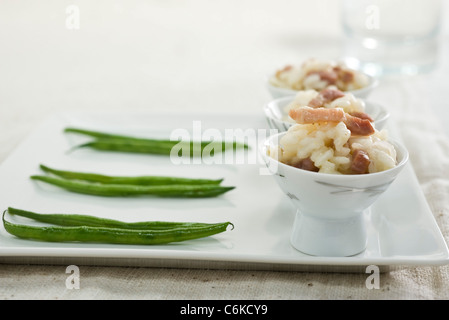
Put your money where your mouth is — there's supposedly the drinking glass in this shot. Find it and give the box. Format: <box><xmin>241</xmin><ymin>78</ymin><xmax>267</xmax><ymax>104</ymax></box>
<box><xmin>341</xmin><ymin>0</ymin><xmax>443</xmax><ymax>77</ymax></box>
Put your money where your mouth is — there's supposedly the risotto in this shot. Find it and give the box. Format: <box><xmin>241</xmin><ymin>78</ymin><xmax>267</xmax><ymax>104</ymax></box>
<box><xmin>269</xmin><ymin>107</ymin><xmax>397</xmax><ymax>175</ymax></box>
<box><xmin>283</xmin><ymin>88</ymin><xmax>369</xmax><ymax>123</ymax></box>
<box><xmin>269</xmin><ymin>58</ymin><xmax>369</xmax><ymax>92</ymax></box>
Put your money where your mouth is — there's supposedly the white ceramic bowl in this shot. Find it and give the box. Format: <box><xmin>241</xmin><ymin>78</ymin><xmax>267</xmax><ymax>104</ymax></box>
<box><xmin>260</xmin><ymin>132</ymin><xmax>408</xmax><ymax>257</ymax></box>
<box><xmin>264</xmin><ymin>96</ymin><xmax>390</xmax><ymax>133</ymax></box>
<box><xmin>266</xmin><ymin>73</ymin><xmax>378</xmax><ymax>99</ymax></box>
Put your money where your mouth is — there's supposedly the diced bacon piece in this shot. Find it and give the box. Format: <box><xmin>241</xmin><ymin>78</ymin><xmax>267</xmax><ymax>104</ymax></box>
<box><xmin>343</xmin><ymin>114</ymin><xmax>375</xmax><ymax>136</ymax></box>
<box><xmin>289</xmin><ymin>107</ymin><xmax>375</xmax><ymax>136</ymax></box>
<box><xmin>292</xmin><ymin>157</ymin><xmax>319</xmax><ymax>172</ymax></box>
<box><xmin>308</xmin><ymin>97</ymin><xmax>325</xmax><ymax>108</ymax></box>
<box><xmin>349</xmin><ymin>111</ymin><xmax>374</xmax><ymax>122</ymax></box>
<box><xmin>307</xmin><ymin>70</ymin><xmax>338</xmax><ymax>84</ymax></box>
<box><xmin>340</xmin><ymin>70</ymin><xmax>354</xmax><ymax>83</ymax></box>
<box><xmin>308</xmin><ymin>88</ymin><xmax>345</xmax><ymax>108</ymax></box>
<box><xmin>333</xmin><ymin>66</ymin><xmax>342</xmax><ymax>72</ymax></box>
<box><xmin>351</xmin><ymin>149</ymin><xmax>370</xmax><ymax>174</ymax></box>
<box><xmin>333</xmin><ymin>66</ymin><xmax>355</xmax><ymax>84</ymax></box>
<box><xmin>289</xmin><ymin>106</ymin><xmax>345</xmax><ymax>124</ymax></box>
<box><xmin>321</xmin><ymin>88</ymin><xmax>345</xmax><ymax>101</ymax></box>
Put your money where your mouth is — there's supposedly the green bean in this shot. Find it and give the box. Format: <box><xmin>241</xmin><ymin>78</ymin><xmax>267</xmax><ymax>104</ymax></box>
<box><xmin>31</xmin><ymin>175</ymin><xmax>234</xmax><ymax>198</ymax></box>
<box><xmin>64</xmin><ymin>127</ymin><xmax>163</xmax><ymax>143</ymax></box>
<box><xmin>3</xmin><ymin>210</ymin><xmax>233</xmax><ymax>245</ymax></box>
<box><xmin>73</xmin><ymin>139</ymin><xmax>247</xmax><ymax>157</ymax></box>
<box><xmin>65</xmin><ymin>127</ymin><xmax>249</xmax><ymax>149</ymax></box>
<box><xmin>73</xmin><ymin>139</ymin><xmax>188</xmax><ymax>156</ymax></box>
<box><xmin>39</xmin><ymin>164</ymin><xmax>223</xmax><ymax>186</ymax></box>
<box><xmin>64</xmin><ymin>127</ymin><xmax>249</xmax><ymax>156</ymax></box>
<box><xmin>7</xmin><ymin>207</ymin><xmax>220</xmax><ymax>230</ymax></box>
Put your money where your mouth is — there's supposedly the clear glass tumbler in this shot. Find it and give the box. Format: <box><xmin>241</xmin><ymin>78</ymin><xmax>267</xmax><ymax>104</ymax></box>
<box><xmin>341</xmin><ymin>0</ymin><xmax>443</xmax><ymax>77</ymax></box>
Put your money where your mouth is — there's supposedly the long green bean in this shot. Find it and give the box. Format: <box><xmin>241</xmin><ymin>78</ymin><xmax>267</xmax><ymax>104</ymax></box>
<box><xmin>3</xmin><ymin>210</ymin><xmax>233</xmax><ymax>245</ymax></box>
<box><xmin>31</xmin><ymin>175</ymin><xmax>234</xmax><ymax>198</ymax></box>
<box><xmin>74</xmin><ymin>139</ymin><xmax>247</xmax><ymax>157</ymax></box>
<box><xmin>73</xmin><ymin>139</ymin><xmax>192</xmax><ymax>156</ymax></box>
<box><xmin>39</xmin><ymin>164</ymin><xmax>223</xmax><ymax>186</ymax></box>
<box><xmin>64</xmin><ymin>127</ymin><xmax>249</xmax><ymax>156</ymax></box>
<box><xmin>7</xmin><ymin>207</ymin><xmax>221</xmax><ymax>230</ymax></box>
<box><xmin>64</xmin><ymin>127</ymin><xmax>164</xmax><ymax>142</ymax></box>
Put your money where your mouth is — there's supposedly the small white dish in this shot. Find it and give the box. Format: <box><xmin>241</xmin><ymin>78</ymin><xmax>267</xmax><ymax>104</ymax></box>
<box><xmin>264</xmin><ymin>96</ymin><xmax>390</xmax><ymax>132</ymax></box>
<box><xmin>266</xmin><ymin>73</ymin><xmax>378</xmax><ymax>99</ymax></box>
<box><xmin>261</xmin><ymin>132</ymin><xmax>409</xmax><ymax>257</ymax></box>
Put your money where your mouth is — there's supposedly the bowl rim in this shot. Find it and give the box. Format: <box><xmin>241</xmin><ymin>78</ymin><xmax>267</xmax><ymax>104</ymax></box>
<box><xmin>263</xmin><ymin>96</ymin><xmax>390</xmax><ymax>127</ymax></box>
<box><xmin>260</xmin><ymin>131</ymin><xmax>409</xmax><ymax>179</ymax></box>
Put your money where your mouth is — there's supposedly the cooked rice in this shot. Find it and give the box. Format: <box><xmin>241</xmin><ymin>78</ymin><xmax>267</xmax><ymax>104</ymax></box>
<box><xmin>270</xmin><ymin>58</ymin><xmax>369</xmax><ymax>92</ymax></box>
<box><xmin>283</xmin><ymin>89</ymin><xmax>365</xmax><ymax>122</ymax></box>
<box><xmin>269</xmin><ymin>122</ymin><xmax>397</xmax><ymax>174</ymax></box>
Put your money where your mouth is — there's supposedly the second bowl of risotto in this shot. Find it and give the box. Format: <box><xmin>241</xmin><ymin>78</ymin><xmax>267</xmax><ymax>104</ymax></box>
<box><xmin>260</xmin><ymin>108</ymin><xmax>408</xmax><ymax>256</ymax></box>
<box><xmin>264</xmin><ymin>88</ymin><xmax>389</xmax><ymax>132</ymax></box>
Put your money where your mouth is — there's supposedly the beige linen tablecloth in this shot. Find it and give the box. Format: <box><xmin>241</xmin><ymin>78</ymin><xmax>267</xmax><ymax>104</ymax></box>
<box><xmin>0</xmin><ymin>0</ymin><xmax>448</xmax><ymax>300</ymax></box>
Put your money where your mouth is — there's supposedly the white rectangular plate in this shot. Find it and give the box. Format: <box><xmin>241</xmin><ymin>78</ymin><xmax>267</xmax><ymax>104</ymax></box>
<box><xmin>0</xmin><ymin>112</ymin><xmax>447</xmax><ymax>273</ymax></box>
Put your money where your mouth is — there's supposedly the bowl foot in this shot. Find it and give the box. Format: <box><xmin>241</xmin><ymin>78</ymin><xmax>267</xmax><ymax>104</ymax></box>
<box><xmin>290</xmin><ymin>210</ymin><xmax>367</xmax><ymax>257</ymax></box>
